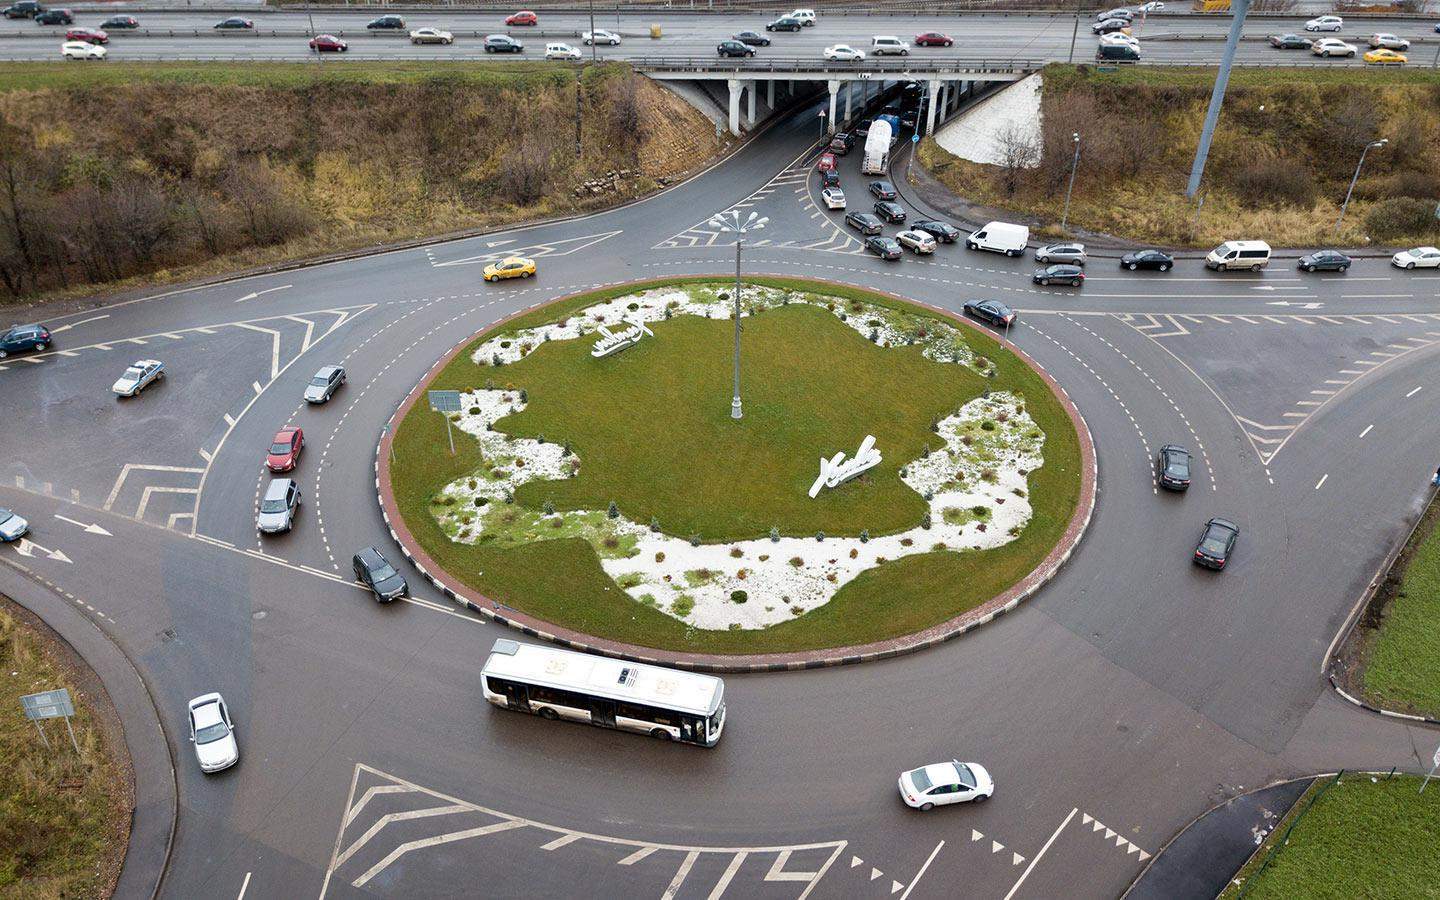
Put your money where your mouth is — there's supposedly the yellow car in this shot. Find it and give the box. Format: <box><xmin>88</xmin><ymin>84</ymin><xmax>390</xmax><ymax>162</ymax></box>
<box><xmin>1363</xmin><ymin>48</ymin><xmax>1406</xmax><ymax>65</ymax></box>
<box><xmin>482</xmin><ymin>257</ymin><xmax>536</xmax><ymax>282</ymax></box>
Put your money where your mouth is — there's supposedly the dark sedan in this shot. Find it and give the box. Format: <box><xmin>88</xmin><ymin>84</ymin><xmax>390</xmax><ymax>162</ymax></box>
<box><xmin>1193</xmin><ymin>517</ymin><xmax>1239</xmax><ymax>570</ymax></box>
<box><xmin>100</xmin><ymin>15</ymin><xmax>137</xmax><ymax>28</ymax></box>
<box><xmin>765</xmin><ymin>16</ymin><xmax>802</xmax><ymax>32</ymax></box>
<box><xmin>1092</xmin><ymin>18</ymin><xmax>1130</xmax><ymax>34</ymax></box>
<box><xmin>0</xmin><ymin>323</ymin><xmax>51</xmax><ymax>357</ymax></box>
<box><xmin>912</xmin><ymin>220</ymin><xmax>960</xmax><ymax>243</ymax></box>
<box><xmin>869</xmin><ymin>180</ymin><xmax>897</xmax><ymax>200</ymax></box>
<box><xmin>1032</xmin><ymin>264</ymin><xmax>1084</xmax><ymax>287</ymax></box>
<box><xmin>820</xmin><ymin>168</ymin><xmax>840</xmax><ymax>187</ymax></box>
<box><xmin>353</xmin><ymin>547</ymin><xmax>408</xmax><ymax>602</ymax></box>
<box><xmin>845</xmin><ymin>211</ymin><xmax>884</xmax><ymax>235</ymax></box>
<box><xmin>1121</xmin><ymin>249</ymin><xmax>1173</xmax><ymax>271</ymax></box>
<box><xmin>734</xmin><ymin>30</ymin><xmax>770</xmax><ymax>46</ymax></box>
<box><xmin>717</xmin><ymin>39</ymin><xmax>754</xmax><ymax>57</ymax></box>
<box><xmin>367</xmin><ymin>15</ymin><xmax>405</xmax><ymax>29</ymax></box>
<box><xmin>1298</xmin><ymin>249</ymin><xmax>1351</xmax><ymax>272</ymax></box>
<box><xmin>864</xmin><ymin>236</ymin><xmax>903</xmax><ymax>260</ymax></box>
<box><xmin>35</xmin><ymin>7</ymin><xmax>72</xmax><ymax>24</ymax></box>
<box><xmin>874</xmin><ymin>200</ymin><xmax>906</xmax><ymax>224</ymax></box>
<box><xmin>484</xmin><ymin>34</ymin><xmax>523</xmax><ymax>52</ymax></box>
<box><xmin>1269</xmin><ymin>33</ymin><xmax>1312</xmax><ymax>48</ymax></box>
<box><xmin>1156</xmin><ymin>444</ymin><xmax>1191</xmax><ymax>491</ymax></box>
<box><xmin>963</xmin><ymin>299</ymin><xmax>1016</xmax><ymax>328</ymax></box>
<box><xmin>213</xmin><ymin>17</ymin><xmax>253</xmax><ymax>29</ymax></box>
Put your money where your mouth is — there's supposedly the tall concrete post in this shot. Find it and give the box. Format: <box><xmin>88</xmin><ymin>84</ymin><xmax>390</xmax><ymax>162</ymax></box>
<box><xmin>925</xmin><ymin>78</ymin><xmax>940</xmax><ymax>136</ymax></box>
<box><xmin>727</xmin><ymin>79</ymin><xmax>743</xmax><ymax>136</ymax></box>
<box><xmin>827</xmin><ymin>80</ymin><xmax>839</xmax><ymax>134</ymax></box>
<box><xmin>1187</xmin><ymin>0</ymin><xmax>1251</xmax><ymax>197</ymax></box>
<box><xmin>844</xmin><ymin>81</ymin><xmax>853</xmax><ymax>122</ymax></box>
<box><xmin>747</xmin><ymin>80</ymin><xmax>757</xmax><ymax>127</ymax></box>
<box><xmin>767</xmin><ymin>79</ymin><xmax>774</xmax><ymax>108</ymax></box>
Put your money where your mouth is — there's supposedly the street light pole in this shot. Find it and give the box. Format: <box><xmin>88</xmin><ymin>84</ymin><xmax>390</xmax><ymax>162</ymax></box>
<box><xmin>1336</xmin><ymin>138</ymin><xmax>1386</xmax><ymax>233</ymax></box>
<box><xmin>1061</xmin><ymin>132</ymin><xmax>1080</xmax><ymax>233</ymax></box>
<box><xmin>707</xmin><ymin>211</ymin><xmax>768</xmax><ymax>421</ymax></box>
<box><xmin>589</xmin><ymin>0</ymin><xmax>597</xmax><ymax>63</ymax></box>
<box><xmin>1067</xmin><ymin>0</ymin><xmax>1081</xmax><ymax>64</ymax></box>
<box><xmin>1186</xmin><ymin>0</ymin><xmax>1252</xmax><ymax>197</ymax></box>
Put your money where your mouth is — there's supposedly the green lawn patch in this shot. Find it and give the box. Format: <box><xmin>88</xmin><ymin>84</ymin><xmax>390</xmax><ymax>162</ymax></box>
<box><xmin>0</xmin><ymin>603</ymin><xmax>129</xmax><ymax>897</ymax></box>
<box><xmin>1357</xmin><ymin>497</ymin><xmax>1440</xmax><ymax>718</ymax></box>
<box><xmin>1222</xmin><ymin>774</ymin><xmax>1440</xmax><ymax>900</ymax></box>
<box><xmin>389</xmin><ymin>278</ymin><xmax>1082</xmax><ymax>655</ymax></box>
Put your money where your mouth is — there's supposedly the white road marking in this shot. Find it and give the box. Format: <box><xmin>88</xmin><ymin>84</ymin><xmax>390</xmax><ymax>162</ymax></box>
<box><xmin>1359</xmin><ymin>424</ymin><xmax>1373</xmax><ymax>438</ymax></box>
<box><xmin>236</xmin><ymin>871</ymin><xmax>251</xmax><ymax>900</ymax></box>
<box><xmin>1315</xmin><ymin>473</ymin><xmax>1329</xmax><ymax>490</ymax></box>
<box><xmin>1406</xmin><ymin>386</ymin><xmax>1423</xmax><ymax>398</ymax></box>
<box><xmin>1003</xmin><ymin>807</ymin><xmax>1075</xmax><ymax>900</ymax></box>
<box><xmin>103</xmin><ymin>463</ymin><xmax>204</xmax><ymax>512</ymax></box>
<box><xmin>619</xmin><ymin>846</ymin><xmax>657</xmax><ymax>865</ymax></box>
<box><xmin>708</xmin><ymin>851</ymin><xmax>748</xmax><ymax>900</ymax></box>
<box><xmin>234</xmin><ymin>285</ymin><xmax>292</xmax><ymax>303</ymax></box>
<box><xmin>53</xmin><ymin>514</ymin><xmax>111</xmax><ymax>536</ymax></box>
<box><xmin>898</xmin><ymin>840</ymin><xmax>943</xmax><ymax>900</ymax></box>
<box><xmin>48</xmin><ymin>314</ymin><xmax>110</xmax><ymax>333</ymax></box>
<box><xmin>351</xmin><ymin>820</ymin><xmax>527</xmax><ymax>888</ymax></box>
<box><xmin>662</xmin><ymin>850</ymin><xmax>702</xmax><ymax>900</ymax></box>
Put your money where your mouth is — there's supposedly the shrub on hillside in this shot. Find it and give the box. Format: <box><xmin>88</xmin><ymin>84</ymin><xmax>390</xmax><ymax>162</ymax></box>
<box><xmin>1364</xmin><ymin>198</ymin><xmax>1440</xmax><ymax>242</ymax></box>
<box><xmin>1230</xmin><ymin>158</ymin><xmax>1315</xmax><ymax>208</ymax></box>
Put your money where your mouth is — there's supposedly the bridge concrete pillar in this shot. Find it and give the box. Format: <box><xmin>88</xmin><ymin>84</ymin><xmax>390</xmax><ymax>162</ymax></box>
<box><xmin>727</xmin><ymin>79</ymin><xmax>743</xmax><ymax>136</ymax></box>
<box><xmin>767</xmin><ymin>79</ymin><xmax>774</xmax><ymax>108</ymax></box>
<box><xmin>925</xmin><ymin>79</ymin><xmax>940</xmax><ymax>137</ymax></box>
<box><xmin>844</xmin><ymin>81</ymin><xmax>853</xmax><ymax>122</ymax></box>
<box><xmin>747</xmin><ymin>79</ymin><xmax>757</xmax><ymax>127</ymax></box>
<box><xmin>827</xmin><ymin>80</ymin><xmax>840</xmax><ymax>134</ymax></box>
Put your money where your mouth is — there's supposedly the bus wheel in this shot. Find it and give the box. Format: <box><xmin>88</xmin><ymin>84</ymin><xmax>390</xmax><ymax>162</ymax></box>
<box><xmin>539</xmin><ymin>707</ymin><xmax>559</xmax><ymax>720</ymax></box>
<box><xmin>649</xmin><ymin>728</ymin><xmax>673</xmax><ymax>741</ymax></box>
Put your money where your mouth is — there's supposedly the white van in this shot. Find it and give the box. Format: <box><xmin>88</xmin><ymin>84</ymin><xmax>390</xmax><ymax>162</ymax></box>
<box><xmin>788</xmin><ymin>8</ymin><xmax>816</xmax><ymax>25</ymax></box>
<box><xmin>1205</xmin><ymin>240</ymin><xmax>1271</xmax><ymax>271</ymax></box>
<box><xmin>871</xmin><ymin>36</ymin><xmax>910</xmax><ymax>55</ymax></box>
<box><xmin>966</xmin><ymin>221</ymin><xmax>1030</xmax><ymax>257</ymax></box>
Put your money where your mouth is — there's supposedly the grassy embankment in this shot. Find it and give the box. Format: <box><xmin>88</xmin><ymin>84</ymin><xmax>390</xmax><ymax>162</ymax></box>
<box><xmin>1221</xmin><ymin>774</ymin><xmax>1440</xmax><ymax>899</ymax></box>
<box><xmin>0</xmin><ymin>602</ymin><xmax>130</xmax><ymax>898</ymax></box>
<box><xmin>0</xmin><ymin>61</ymin><xmax>721</xmax><ymax>304</ymax></box>
<box><xmin>917</xmin><ymin>64</ymin><xmax>1440</xmax><ymax>248</ymax></box>
<box><xmin>390</xmin><ymin>277</ymin><xmax>1082</xmax><ymax>655</ymax></box>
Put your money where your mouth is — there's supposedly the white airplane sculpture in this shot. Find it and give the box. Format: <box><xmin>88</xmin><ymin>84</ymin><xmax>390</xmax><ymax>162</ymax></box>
<box><xmin>808</xmin><ymin>435</ymin><xmax>882</xmax><ymax>498</ymax></box>
<box><xmin>591</xmin><ymin>317</ymin><xmax>655</xmax><ymax>358</ymax></box>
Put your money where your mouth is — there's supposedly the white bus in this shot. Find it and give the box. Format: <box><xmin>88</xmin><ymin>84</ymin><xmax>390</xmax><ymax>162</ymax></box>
<box><xmin>480</xmin><ymin>639</ymin><xmax>726</xmax><ymax>747</ymax></box>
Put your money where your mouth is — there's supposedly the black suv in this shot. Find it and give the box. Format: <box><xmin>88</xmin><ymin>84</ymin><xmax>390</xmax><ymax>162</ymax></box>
<box><xmin>829</xmin><ymin>132</ymin><xmax>854</xmax><ymax>155</ymax></box>
<box><xmin>1156</xmin><ymin>444</ymin><xmax>1191</xmax><ymax>491</ymax></box>
<box><xmin>873</xmin><ymin>200</ymin><xmax>906</xmax><ymax>224</ymax></box>
<box><xmin>353</xmin><ymin>547</ymin><xmax>408</xmax><ymax>602</ymax></box>
<box><xmin>868</xmin><ymin>180</ymin><xmax>897</xmax><ymax>200</ymax></box>
<box><xmin>34</xmin><ymin>7</ymin><xmax>70</xmax><ymax>24</ymax></box>
<box><xmin>484</xmin><ymin>34</ymin><xmax>523</xmax><ymax>52</ymax></box>
<box><xmin>717</xmin><ymin>39</ymin><xmax>754</xmax><ymax>58</ymax></box>
<box><xmin>367</xmin><ymin>15</ymin><xmax>406</xmax><ymax>29</ymax></box>
<box><xmin>844</xmin><ymin>211</ymin><xmax>883</xmax><ymax>235</ymax></box>
<box><xmin>765</xmin><ymin>16</ymin><xmax>802</xmax><ymax>32</ymax></box>
<box><xmin>912</xmin><ymin>220</ymin><xmax>960</xmax><ymax>243</ymax></box>
<box><xmin>2</xmin><ymin>0</ymin><xmax>42</xmax><ymax>18</ymax></box>
<box><xmin>733</xmin><ymin>30</ymin><xmax>769</xmax><ymax>46</ymax></box>
<box><xmin>1193</xmin><ymin>518</ymin><xmax>1238</xmax><ymax>570</ymax></box>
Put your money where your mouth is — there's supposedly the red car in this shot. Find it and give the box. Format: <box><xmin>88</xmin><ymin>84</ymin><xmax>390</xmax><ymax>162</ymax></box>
<box><xmin>815</xmin><ymin>152</ymin><xmax>837</xmax><ymax>173</ymax></box>
<box><xmin>505</xmin><ymin>10</ymin><xmax>537</xmax><ymax>25</ymax></box>
<box><xmin>309</xmin><ymin>34</ymin><xmax>347</xmax><ymax>52</ymax></box>
<box><xmin>266</xmin><ymin>427</ymin><xmax>304</xmax><ymax>472</ymax></box>
<box><xmin>66</xmin><ymin>27</ymin><xmax>108</xmax><ymax>44</ymax></box>
<box><xmin>915</xmin><ymin>32</ymin><xmax>953</xmax><ymax>47</ymax></box>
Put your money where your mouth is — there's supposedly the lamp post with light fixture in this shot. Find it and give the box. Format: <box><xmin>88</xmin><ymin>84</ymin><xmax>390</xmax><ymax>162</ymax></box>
<box><xmin>1336</xmin><ymin>138</ymin><xmax>1386</xmax><ymax>233</ymax></box>
<box><xmin>706</xmin><ymin>210</ymin><xmax>769</xmax><ymax>420</ymax></box>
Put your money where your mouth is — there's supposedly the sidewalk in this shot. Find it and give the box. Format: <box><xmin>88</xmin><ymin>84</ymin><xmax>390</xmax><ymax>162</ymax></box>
<box><xmin>1124</xmin><ymin>778</ymin><xmax>1314</xmax><ymax>900</ymax></box>
<box><xmin>0</xmin><ymin>562</ymin><xmax>176</xmax><ymax>900</ymax></box>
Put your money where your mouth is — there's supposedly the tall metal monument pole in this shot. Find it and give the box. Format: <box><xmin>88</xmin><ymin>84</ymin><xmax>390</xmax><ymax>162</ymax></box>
<box><xmin>1186</xmin><ymin>0</ymin><xmax>1251</xmax><ymax>198</ymax></box>
<box><xmin>707</xmin><ymin>211</ymin><xmax>768</xmax><ymax>420</ymax></box>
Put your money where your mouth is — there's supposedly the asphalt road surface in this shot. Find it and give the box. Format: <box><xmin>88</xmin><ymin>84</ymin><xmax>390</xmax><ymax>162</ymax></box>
<box><xmin>3</xmin><ymin>86</ymin><xmax>1440</xmax><ymax>900</ymax></box>
<box><xmin>3</xmin><ymin>9</ymin><xmax>1434</xmax><ymax>64</ymax></box>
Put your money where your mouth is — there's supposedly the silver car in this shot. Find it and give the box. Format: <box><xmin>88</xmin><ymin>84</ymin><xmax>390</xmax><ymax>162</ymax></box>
<box><xmin>0</xmin><ymin>507</ymin><xmax>28</xmax><ymax>542</ymax></box>
<box><xmin>257</xmin><ymin>478</ymin><xmax>301</xmax><ymax>533</ymax></box>
<box><xmin>1035</xmin><ymin>242</ymin><xmax>1086</xmax><ymax>265</ymax></box>
<box><xmin>303</xmin><ymin>364</ymin><xmax>346</xmax><ymax>404</ymax></box>
<box><xmin>187</xmin><ymin>693</ymin><xmax>239</xmax><ymax>773</ymax></box>
<box><xmin>1368</xmin><ymin>32</ymin><xmax>1409</xmax><ymax>50</ymax></box>
<box><xmin>896</xmin><ymin>230</ymin><xmax>938</xmax><ymax>255</ymax></box>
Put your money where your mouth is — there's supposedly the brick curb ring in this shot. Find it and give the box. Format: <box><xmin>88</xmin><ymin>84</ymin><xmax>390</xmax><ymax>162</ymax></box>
<box><xmin>374</xmin><ymin>276</ymin><xmax>1098</xmax><ymax>673</ymax></box>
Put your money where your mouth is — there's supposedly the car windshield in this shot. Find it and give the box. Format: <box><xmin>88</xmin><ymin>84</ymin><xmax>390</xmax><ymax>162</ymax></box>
<box><xmin>122</xmin><ymin>367</ymin><xmax>142</xmax><ymax>379</ymax></box>
<box><xmin>956</xmin><ymin>764</ymin><xmax>977</xmax><ymax>788</ymax></box>
<box><xmin>370</xmin><ymin>561</ymin><xmax>399</xmax><ymax>581</ymax></box>
<box><xmin>309</xmin><ymin>376</ymin><xmax>330</xmax><ymax>387</ymax></box>
<box><xmin>270</xmin><ymin>441</ymin><xmax>292</xmax><ymax>454</ymax></box>
<box><xmin>0</xmin><ymin>509</ymin><xmax>12</xmax><ymax>523</ymax></box>
<box><xmin>260</xmin><ymin>497</ymin><xmax>288</xmax><ymax>513</ymax></box>
<box><xmin>194</xmin><ymin>714</ymin><xmax>229</xmax><ymax>743</ymax></box>
<box><xmin>909</xmin><ymin>768</ymin><xmax>933</xmax><ymax>792</ymax></box>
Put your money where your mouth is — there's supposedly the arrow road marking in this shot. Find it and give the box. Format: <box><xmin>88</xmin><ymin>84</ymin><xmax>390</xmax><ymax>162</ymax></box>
<box><xmin>1266</xmin><ymin>301</ymin><xmax>1324</xmax><ymax>308</ymax></box>
<box><xmin>53</xmin><ymin>514</ymin><xmax>112</xmax><ymax>536</ymax></box>
<box><xmin>235</xmin><ymin>285</ymin><xmax>293</xmax><ymax>303</ymax></box>
<box><xmin>14</xmin><ymin>538</ymin><xmax>72</xmax><ymax>564</ymax></box>
<box><xmin>49</xmin><ymin>314</ymin><xmax>110</xmax><ymax>334</ymax></box>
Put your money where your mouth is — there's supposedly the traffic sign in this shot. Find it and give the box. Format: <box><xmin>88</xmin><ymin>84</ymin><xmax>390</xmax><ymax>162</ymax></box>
<box><xmin>912</xmin><ymin>133</ymin><xmax>920</xmax><ymax>144</ymax></box>
<box><xmin>428</xmin><ymin>390</ymin><xmax>463</xmax><ymax>414</ymax></box>
<box><xmin>21</xmin><ymin>689</ymin><xmax>74</xmax><ymax>721</ymax></box>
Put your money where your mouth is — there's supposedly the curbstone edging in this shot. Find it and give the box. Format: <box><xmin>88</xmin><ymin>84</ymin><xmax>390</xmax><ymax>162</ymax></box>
<box><xmin>374</xmin><ymin>275</ymin><xmax>1097</xmax><ymax>672</ymax></box>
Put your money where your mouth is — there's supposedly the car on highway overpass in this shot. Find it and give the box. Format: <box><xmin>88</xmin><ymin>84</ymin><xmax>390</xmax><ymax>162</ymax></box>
<box><xmin>266</xmin><ymin>426</ymin><xmax>304</xmax><ymax>473</ymax></box>
<box><xmin>915</xmin><ymin>31</ymin><xmax>953</xmax><ymax>47</ymax></box>
<box><xmin>0</xmin><ymin>508</ymin><xmax>29</xmax><ymax>542</ymax></box>
<box><xmin>353</xmin><ymin>547</ymin><xmax>408</xmax><ymax>602</ymax></box>
<box><xmin>584</xmin><ymin>29</ymin><xmax>620</xmax><ymax>45</ymax></box>
<box><xmin>1363</xmin><ymin>47</ymin><xmax>1406</xmax><ymax>65</ymax></box>
<box><xmin>765</xmin><ymin>16</ymin><xmax>802</xmax><ymax>32</ymax></box>
<box><xmin>1392</xmin><ymin>246</ymin><xmax>1440</xmax><ymax>269</ymax></box>
<box><xmin>913</xmin><ymin>220</ymin><xmax>960</xmax><ymax>244</ymax></box>
<box><xmin>506</xmin><ymin>10</ymin><xmax>538</xmax><ymax>26</ymax></box>
<box><xmin>1099</xmin><ymin>31</ymin><xmax>1141</xmax><ymax>49</ymax></box>
<box><xmin>1305</xmin><ymin>14</ymin><xmax>1343</xmax><ymax>32</ymax></box>
<box><xmin>963</xmin><ymin>299</ymin><xmax>1016</xmax><ymax>329</ymax></box>
<box><xmin>821</xmin><ymin>187</ymin><xmax>846</xmax><ymax>210</ymax></box>
<box><xmin>1095</xmin><ymin>7</ymin><xmax>1133</xmax><ymax>21</ymax></box>
<box><xmin>788</xmin><ymin>8</ymin><xmax>816</xmax><ymax>26</ymax></box>
<box><xmin>2</xmin><ymin>1</ymin><xmax>43</xmax><ymax>19</ymax></box>
<box><xmin>257</xmin><ymin>478</ymin><xmax>301</xmax><ymax>533</ymax></box>
<box><xmin>871</xmin><ymin>36</ymin><xmax>910</xmax><ymax>56</ymax></box>
<box><xmin>60</xmin><ymin>39</ymin><xmax>104</xmax><ymax>59</ymax></box>
<box><xmin>1032</xmin><ymin>264</ymin><xmax>1084</xmax><ymax>287</ymax></box>
<box><xmin>309</xmin><ymin>34</ymin><xmax>347</xmax><ymax>52</ymax></box>
<box><xmin>899</xmin><ymin>761</ymin><xmax>994</xmax><ymax>810</ymax></box>
<box><xmin>864</xmin><ymin>236</ymin><xmax>903</xmax><ymax>260</ymax></box>
<box><xmin>1156</xmin><ymin>444</ymin><xmax>1191</xmax><ymax>491</ymax></box>
<box><xmin>1268</xmin><ymin>33</ymin><xmax>1311</xmax><ymax>49</ymax></box>
<box><xmin>1193</xmin><ymin>517</ymin><xmax>1239</xmax><ymax>570</ymax></box>
<box><xmin>717</xmin><ymin>39</ymin><xmax>754</xmax><ymax>58</ymax></box>
<box><xmin>187</xmin><ymin>693</ymin><xmax>239</xmax><ymax>773</ymax></box>
<box><xmin>214</xmin><ymin>17</ymin><xmax>253</xmax><ymax>29</ymax></box>
<box><xmin>1297</xmin><ymin>250</ymin><xmax>1350</xmax><ymax>272</ymax></box>
<box><xmin>367</xmin><ymin>14</ymin><xmax>405</xmax><ymax>29</ymax></box>
<box><xmin>483</xmin><ymin>256</ymin><xmax>537</xmax><ymax>281</ymax></box>
<box><xmin>546</xmin><ymin>42</ymin><xmax>581</xmax><ymax>60</ymax></box>
<box><xmin>1092</xmin><ymin>18</ymin><xmax>1131</xmax><ymax>35</ymax></box>
<box><xmin>484</xmin><ymin>34</ymin><xmax>524</xmax><ymax>53</ymax></box>
<box><xmin>874</xmin><ymin>200</ymin><xmax>906</xmax><ymax>224</ymax></box>
<box><xmin>410</xmin><ymin>27</ymin><xmax>453</xmax><ymax>45</ymax></box>
<box><xmin>112</xmin><ymin>359</ymin><xmax>164</xmax><ymax>397</ymax></box>
<box><xmin>824</xmin><ymin>44</ymin><xmax>865</xmax><ymax>61</ymax></box>
<box><xmin>1367</xmin><ymin>32</ymin><xmax>1409</xmax><ymax>50</ymax></box>
<box><xmin>100</xmin><ymin>14</ymin><xmax>137</xmax><ymax>29</ymax></box>
<box><xmin>1121</xmin><ymin>248</ymin><xmax>1173</xmax><ymax>271</ymax></box>
<box><xmin>733</xmin><ymin>31</ymin><xmax>769</xmax><ymax>47</ymax></box>
<box><xmin>304</xmin><ymin>365</ymin><xmax>346</xmax><ymax>404</ymax></box>
<box><xmin>63</xmin><ymin>25</ymin><xmax>102</xmax><ymax>42</ymax></box>
<box><xmin>34</xmin><ymin>7</ymin><xmax>72</xmax><ymax>24</ymax></box>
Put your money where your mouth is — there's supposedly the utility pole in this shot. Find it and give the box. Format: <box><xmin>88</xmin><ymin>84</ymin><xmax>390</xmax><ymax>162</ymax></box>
<box><xmin>575</xmin><ymin>68</ymin><xmax>583</xmax><ymax>159</ymax></box>
<box><xmin>1186</xmin><ymin>0</ymin><xmax>1251</xmax><ymax>197</ymax></box>
<box><xmin>303</xmin><ymin>0</ymin><xmax>320</xmax><ymax>65</ymax></box>
<box><xmin>1061</xmin><ymin>132</ymin><xmax>1080</xmax><ymax>232</ymax></box>
<box><xmin>1336</xmin><ymin>139</ymin><xmax>1386</xmax><ymax>233</ymax></box>
<box><xmin>589</xmin><ymin>0</ymin><xmax>598</xmax><ymax>63</ymax></box>
<box><xmin>707</xmin><ymin>211</ymin><xmax>768</xmax><ymax>421</ymax></box>
<box><xmin>1067</xmin><ymin>0</ymin><xmax>1081</xmax><ymax>64</ymax></box>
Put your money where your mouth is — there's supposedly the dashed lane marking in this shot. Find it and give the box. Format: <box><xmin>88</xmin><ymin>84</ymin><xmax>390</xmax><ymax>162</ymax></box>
<box><xmin>431</xmin><ymin>230</ymin><xmax>623</xmax><ymax>268</ymax></box>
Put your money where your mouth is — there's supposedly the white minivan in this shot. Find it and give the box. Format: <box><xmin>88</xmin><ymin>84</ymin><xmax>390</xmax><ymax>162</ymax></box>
<box><xmin>1205</xmin><ymin>240</ymin><xmax>1271</xmax><ymax>271</ymax></box>
<box><xmin>871</xmin><ymin>36</ymin><xmax>910</xmax><ymax>55</ymax></box>
<box><xmin>965</xmin><ymin>221</ymin><xmax>1030</xmax><ymax>257</ymax></box>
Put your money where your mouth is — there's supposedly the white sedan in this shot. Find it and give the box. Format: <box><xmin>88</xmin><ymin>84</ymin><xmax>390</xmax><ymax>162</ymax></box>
<box><xmin>899</xmin><ymin>761</ymin><xmax>994</xmax><ymax>810</ymax></box>
<box><xmin>821</xmin><ymin>187</ymin><xmax>846</xmax><ymax>209</ymax></box>
<box><xmin>61</xmin><ymin>40</ymin><xmax>107</xmax><ymax>60</ymax></box>
<box><xmin>824</xmin><ymin>44</ymin><xmax>865</xmax><ymax>62</ymax></box>
<box><xmin>545</xmin><ymin>42</ymin><xmax>582</xmax><ymax>60</ymax></box>
<box><xmin>1392</xmin><ymin>246</ymin><xmax>1440</xmax><ymax>269</ymax></box>
<box><xmin>1099</xmin><ymin>31</ymin><xmax>1141</xmax><ymax>49</ymax></box>
<box><xmin>583</xmin><ymin>29</ymin><xmax>620</xmax><ymax>45</ymax></box>
<box><xmin>409</xmin><ymin>27</ymin><xmax>454</xmax><ymax>45</ymax></box>
<box><xmin>112</xmin><ymin>359</ymin><xmax>165</xmax><ymax>397</ymax></box>
<box><xmin>1305</xmin><ymin>15</ymin><xmax>1343</xmax><ymax>32</ymax></box>
<box><xmin>1136</xmin><ymin>1</ymin><xmax>1164</xmax><ymax>11</ymax></box>
<box><xmin>1310</xmin><ymin>37</ymin><xmax>1355</xmax><ymax>57</ymax></box>
<box><xmin>188</xmin><ymin>693</ymin><xmax>239</xmax><ymax>773</ymax></box>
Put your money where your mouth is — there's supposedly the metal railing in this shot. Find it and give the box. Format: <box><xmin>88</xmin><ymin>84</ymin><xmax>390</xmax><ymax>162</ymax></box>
<box><xmin>629</xmin><ymin>53</ymin><xmax>1037</xmax><ymax>71</ymax></box>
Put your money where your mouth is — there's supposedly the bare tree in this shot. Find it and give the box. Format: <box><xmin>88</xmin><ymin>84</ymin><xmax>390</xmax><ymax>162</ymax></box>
<box><xmin>993</xmin><ymin>123</ymin><xmax>1041</xmax><ymax>197</ymax></box>
<box><xmin>500</xmin><ymin>136</ymin><xmax>555</xmax><ymax>205</ymax></box>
